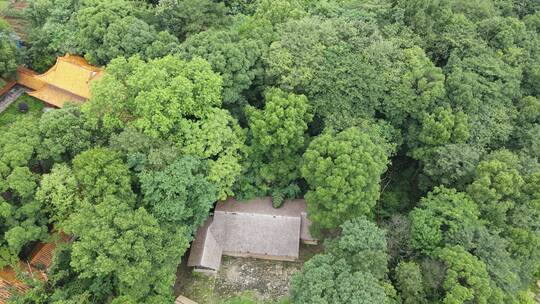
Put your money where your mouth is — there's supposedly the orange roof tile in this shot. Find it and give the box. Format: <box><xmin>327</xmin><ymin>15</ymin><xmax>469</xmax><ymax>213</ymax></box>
<box><xmin>0</xmin><ymin>277</ymin><xmax>29</xmax><ymax>304</ymax></box>
<box><xmin>35</xmin><ymin>54</ymin><xmax>103</xmax><ymax>99</ymax></box>
<box><xmin>17</xmin><ymin>67</ymin><xmax>45</xmax><ymax>91</ymax></box>
<box><xmin>0</xmin><ymin>232</ymin><xmax>70</xmax><ymax>303</ymax></box>
<box><xmin>29</xmin><ymin>243</ymin><xmax>55</xmax><ymax>270</ymax></box>
<box><xmin>28</xmin><ymin>85</ymin><xmax>86</xmax><ymax>108</ymax></box>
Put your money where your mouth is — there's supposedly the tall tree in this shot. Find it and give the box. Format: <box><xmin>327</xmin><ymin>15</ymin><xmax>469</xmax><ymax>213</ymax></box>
<box><xmin>291</xmin><ymin>217</ymin><xmax>394</xmax><ymax>304</ymax></box>
<box><xmin>171</xmin><ymin>108</ymin><xmax>246</xmax><ymax>200</ymax></box>
<box><xmin>84</xmin><ymin>55</ymin><xmax>222</xmax><ymax>138</ymax></box>
<box><xmin>86</xmin><ymin>55</ymin><xmax>245</xmax><ymax>199</ymax></box>
<box><xmin>291</xmin><ymin>255</ymin><xmax>390</xmax><ymax>304</ymax></box>
<box><xmin>410</xmin><ymin>187</ymin><xmax>481</xmax><ymax>254</ymax></box>
<box><xmin>0</xmin><ymin>20</ymin><xmax>18</xmax><ymax>78</ymax></box>
<box><xmin>35</xmin><ymin>163</ymin><xmax>79</xmax><ymax>224</ymax></box>
<box><xmin>38</xmin><ymin>104</ymin><xmax>93</xmax><ymax>162</ymax></box>
<box><xmin>156</xmin><ymin>0</ymin><xmax>229</xmax><ymax>40</ymax></box>
<box><xmin>434</xmin><ymin>245</ymin><xmax>493</xmax><ymax>304</ymax></box>
<box><xmin>301</xmin><ymin>127</ymin><xmax>388</xmax><ymax>229</ymax></box>
<box><xmin>237</xmin><ymin>88</ymin><xmax>312</xmax><ymax>205</ymax></box>
<box><xmin>324</xmin><ymin>217</ymin><xmax>389</xmax><ymax>279</ymax></box>
<box><xmin>64</xmin><ymin>198</ymin><xmax>188</xmax><ymax>303</ymax></box>
<box><xmin>445</xmin><ymin>45</ymin><xmax>521</xmax><ymax>148</ymax></box>
<box><xmin>139</xmin><ymin>156</ymin><xmax>217</xmax><ymax>234</ymax></box>
<box><xmin>179</xmin><ymin>26</ymin><xmax>265</xmax><ymax>109</ymax></box>
<box><xmin>395</xmin><ymin>261</ymin><xmax>427</xmax><ymax>304</ymax></box>
<box><xmin>70</xmin><ymin>0</ymin><xmax>177</xmax><ymax>65</ymax></box>
<box><xmin>71</xmin><ymin>148</ymin><xmax>134</xmax><ymax>204</ymax></box>
<box><xmin>467</xmin><ymin>149</ymin><xmax>524</xmax><ymax>228</ymax></box>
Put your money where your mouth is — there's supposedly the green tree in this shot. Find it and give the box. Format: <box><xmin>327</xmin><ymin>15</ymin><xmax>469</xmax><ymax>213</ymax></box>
<box><xmin>410</xmin><ymin>187</ymin><xmax>481</xmax><ymax>254</ymax></box>
<box><xmin>87</xmin><ymin>54</ymin><xmax>245</xmax><ymax>200</ymax></box>
<box><xmin>0</xmin><ymin>117</ymin><xmax>41</xmax><ymax>177</ymax></box>
<box><xmin>24</xmin><ymin>0</ymin><xmax>78</xmax><ymax>71</ymax></box>
<box><xmin>395</xmin><ymin>0</ymin><xmax>492</xmax><ymax>64</ymax></box>
<box><xmin>7</xmin><ymin>167</ymin><xmax>38</xmax><ymax>200</ymax></box>
<box><xmin>513</xmin><ymin>96</ymin><xmax>540</xmax><ymax>157</ymax></box>
<box><xmin>0</xmin><ymin>167</ymin><xmax>47</xmax><ymax>258</ymax></box>
<box><xmin>264</xmin><ymin>16</ymin><xmax>381</xmax><ymax>129</ymax></box>
<box><xmin>180</xmin><ymin>27</ymin><xmax>265</xmax><ymax>108</ymax></box>
<box><xmin>0</xmin><ymin>118</ymin><xmax>46</xmax><ymax>265</ymax></box>
<box><xmin>72</xmin><ymin>148</ymin><xmax>134</xmax><ymax>203</ymax></box>
<box><xmin>252</xmin><ymin>0</ymin><xmax>307</xmax><ymax>26</ymax></box>
<box><xmin>291</xmin><ymin>254</ymin><xmax>390</xmax><ymax>304</ymax></box>
<box><xmin>38</xmin><ymin>104</ymin><xmax>92</xmax><ymax>162</ymax></box>
<box><xmin>35</xmin><ymin>163</ymin><xmax>79</xmax><ymax>224</ymax></box>
<box><xmin>139</xmin><ymin>156</ymin><xmax>217</xmax><ymax>234</ymax></box>
<box><xmin>503</xmin><ymin>172</ymin><xmax>540</xmax><ymax>289</ymax></box>
<box><xmin>324</xmin><ymin>217</ymin><xmax>389</xmax><ymax>279</ymax></box>
<box><xmin>301</xmin><ymin>127</ymin><xmax>388</xmax><ymax>229</ymax></box>
<box><xmin>381</xmin><ymin>46</ymin><xmax>447</xmax><ymax>129</ymax></box>
<box><xmin>171</xmin><ymin>108</ymin><xmax>246</xmax><ymax>200</ymax></box>
<box><xmin>395</xmin><ymin>261</ymin><xmax>427</xmax><ymax>304</ymax></box>
<box><xmin>522</xmin><ymin>14</ymin><xmax>540</xmax><ymax>97</ymax></box>
<box><xmin>84</xmin><ymin>55</ymin><xmax>222</xmax><ymax>138</ymax></box>
<box><xmin>420</xmin><ymin>143</ymin><xmax>481</xmax><ymax>191</ymax></box>
<box><xmin>435</xmin><ymin>245</ymin><xmax>492</xmax><ymax>304</ymax></box>
<box><xmin>471</xmin><ymin>227</ymin><xmax>521</xmax><ymax>298</ymax></box>
<box><xmin>144</xmin><ymin>31</ymin><xmax>180</xmax><ymax>60</ymax></box>
<box><xmin>108</xmin><ymin>126</ymin><xmax>178</xmax><ymax>173</ymax></box>
<box><xmin>70</xmin><ymin>0</ymin><xmax>172</xmax><ymax>65</ymax></box>
<box><xmin>238</xmin><ymin>88</ymin><xmax>312</xmax><ymax>205</ymax></box>
<box><xmin>64</xmin><ymin>198</ymin><xmax>188</xmax><ymax>303</ymax></box>
<box><xmin>445</xmin><ymin>45</ymin><xmax>521</xmax><ymax>147</ymax></box>
<box><xmin>291</xmin><ymin>216</ymin><xmax>395</xmax><ymax>303</ymax></box>
<box><xmin>0</xmin><ymin>19</ymin><xmax>18</xmax><ymax>78</ymax></box>
<box><xmin>467</xmin><ymin>150</ymin><xmax>524</xmax><ymax>228</ymax></box>
<box><xmin>156</xmin><ymin>0</ymin><xmax>229</xmax><ymax>40</ymax></box>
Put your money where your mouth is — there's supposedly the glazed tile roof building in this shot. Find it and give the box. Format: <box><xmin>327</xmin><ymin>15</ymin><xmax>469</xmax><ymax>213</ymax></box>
<box><xmin>17</xmin><ymin>54</ymin><xmax>103</xmax><ymax>108</ymax></box>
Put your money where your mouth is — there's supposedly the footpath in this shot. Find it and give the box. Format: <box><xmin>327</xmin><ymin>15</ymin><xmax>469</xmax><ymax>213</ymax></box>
<box><xmin>0</xmin><ymin>83</ymin><xmax>28</xmax><ymax>114</ymax></box>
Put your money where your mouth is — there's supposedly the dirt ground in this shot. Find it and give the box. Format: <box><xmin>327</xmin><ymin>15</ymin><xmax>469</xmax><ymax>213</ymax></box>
<box><xmin>177</xmin><ymin>244</ymin><xmax>323</xmax><ymax>303</ymax></box>
<box><xmin>214</xmin><ymin>256</ymin><xmax>302</xmax><ymax>301</ymax></box>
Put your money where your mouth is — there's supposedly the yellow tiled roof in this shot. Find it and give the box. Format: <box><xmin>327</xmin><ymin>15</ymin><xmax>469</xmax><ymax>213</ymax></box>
<box><xmin>17</xmin><ymin>54</ymin><xmax>103</xmax><ymax>108</ymax></box>
<box><xmin>28</xmin><ymin>85</ymin><xmax>86</xmax><ymax>108</ymax></box>
<box><xmin>35</xmin><ymin>54</ymin><xmax>103</xmax><ymax>99</ymax></box>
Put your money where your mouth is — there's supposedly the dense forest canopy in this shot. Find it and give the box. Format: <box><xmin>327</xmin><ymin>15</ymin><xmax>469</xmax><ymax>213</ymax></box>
<box><xmin>0</xmin><ymin>0</ymin><xmax>539</xmax><ymax>303</ymax></box>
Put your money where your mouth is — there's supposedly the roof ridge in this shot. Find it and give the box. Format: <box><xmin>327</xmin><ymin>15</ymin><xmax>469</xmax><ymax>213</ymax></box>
<box><xmin>215</xmin><ymin>210</ymin><xmax>302</xmax><ymax>219</ymax></box>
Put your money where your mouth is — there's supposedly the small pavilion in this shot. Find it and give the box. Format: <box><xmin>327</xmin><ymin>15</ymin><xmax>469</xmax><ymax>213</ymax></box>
<box><xmin>17</xmin><ymin>54</ymin><xmax>103</xmax><ymax>108</ymax></box>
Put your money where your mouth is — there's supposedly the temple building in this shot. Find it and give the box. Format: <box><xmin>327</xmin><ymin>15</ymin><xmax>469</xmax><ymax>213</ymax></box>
<box><xmin>17</xmin><ymin>54</ymin><xmax>103</xmax><ymax>108</ymax></box>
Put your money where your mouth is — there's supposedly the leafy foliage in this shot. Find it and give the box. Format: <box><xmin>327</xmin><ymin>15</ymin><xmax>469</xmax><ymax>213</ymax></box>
<box><xmin>302</xmin><ymin>127</ymin><xmax>388</xmax><ymax>229</ymax></box>
<box><xmin>38</xmin><ymin>104</ymin><xmax>92</xmax><ymax>162</ymax></box>
<box><xmin>291</xmin><ymin>217</ymin><xmax>392</xmax><ymax>304</ymax></box>
<box><xmin>395</xmin><ymin>261</ymin><xmax>427</xmax><ymax>304</ymax></box>
<box><xmin>237</xmin><ymin>88</ymin><xmax>312</xmax><ymax>204</ymax></box>
<box><xmin>64</xmin><ymin>198</ymin><xmax>187</xmax><ymax>303</ymax></box>
<box><xmin>140</xmin><ymin>156</ymin><xmax>217</xmax><ymax>233</ymax></box>
<box><xmin>0</xmin><ymin>19</ymin><xmax>18</xmax><ymax>77</ymax></box>
<box><xmin>9</xmin><ymin>0</ymin><xmax>540</xmax><ymax>302</ymax></box>
<box><xmin>410</xmin><ymin>187</ymin><xmax>481</xmax><ymax>253</ymax></box>
<box><xmin>291</xmin><ymin>255</ymin><xmax>389</xmax><ymax>304</ymax></box>
<box><xmin>179</xmin><ymin>27</ymin><xmax>265</xmax><ymax>108</ymax></box>
<box><xmin>434</xmin><ymin>245</ymin><xmax>492</xmax><ymax>304</ymax></box>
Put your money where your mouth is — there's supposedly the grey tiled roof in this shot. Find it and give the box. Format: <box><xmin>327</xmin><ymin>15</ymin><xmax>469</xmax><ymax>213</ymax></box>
<box><xmin>187</xmin><ymin>197</ymin><xmax>316</xmax><ymax>271</ymax></box>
